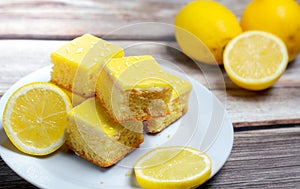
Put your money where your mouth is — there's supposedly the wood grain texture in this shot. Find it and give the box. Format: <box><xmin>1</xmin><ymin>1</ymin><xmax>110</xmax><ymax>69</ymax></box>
<box><xmin>0</xmin><ymin>0</ymin><xmax>298</xmax><ymax>40</ymax></box>
<box><xmin>203</xmin><ymin>126</ymin><xmax>300</xmax><ymax>188</ymax></box>
<box><xmin>1</xmin><ymin>126</ymin><xmax>299</xmax><ymax>188</ymax></box>
<box><xmin>0</xmin><ymin>39</ymin><xmax>299</xmax><ymax>127</ymax></box>
<box><xmin>0</xmin><ymin>0</ymin><xmax>277</xmax><ymax>40</ymax></box>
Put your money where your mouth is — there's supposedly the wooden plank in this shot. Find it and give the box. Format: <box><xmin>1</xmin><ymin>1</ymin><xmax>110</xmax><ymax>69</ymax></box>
<box><xmin>220</xmin><ymin>88</ymin><xmax>300</xmax><ymax>127</ymax></box>
<box><xmin>0</xmin><ymin>0</ymin><xmax>259</xmax><ymax>39</ymax></box>
<box><xmin>203</xmin><ymin>126</ymin><xmax>300</xmax><ymax>188</ymax></box>
<box><xmin>0</xmin><ymin>0</ymin><xmax>298</xmax><ymax>40</ymax></box>
<box><xmin>0</xmin><ymin>39</ymin><xmax>300</xmax><ymax>126</ymax></box>
<box><xmin>1</xmin><ymin>126</ymin><xmax>299</xmax><ymax>188</ymax></box>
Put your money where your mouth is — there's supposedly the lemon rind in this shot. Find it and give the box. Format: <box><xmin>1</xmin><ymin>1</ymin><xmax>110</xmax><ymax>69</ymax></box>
<box><xmin>2</xmin><ymin>82</ymin><xmax>71</xmax><ymax>155</ymax></box>
<box><xmin>134</xmin><ymin>146</ymin><xmax>212</xmax><ymax>182</ymax></box>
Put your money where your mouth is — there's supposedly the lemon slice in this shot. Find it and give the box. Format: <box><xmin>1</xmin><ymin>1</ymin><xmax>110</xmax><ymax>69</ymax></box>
<box><xmin>2</xmin><ymin>82</ymin><xmax>72</xmax><ymax>156</ymax></box>
<box><xmin>134</xmin><ymin>146</ymin><xmax>212</xmax><ymax>189</ymax></box>
<box><xmin>223</xmin><ymin>31</ymin><xmax>289</xmax><ymax>90</ymax></box>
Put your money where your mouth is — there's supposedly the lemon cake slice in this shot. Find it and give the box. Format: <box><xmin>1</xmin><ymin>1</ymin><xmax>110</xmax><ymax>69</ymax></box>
<box><xmin>66</xmin><ymin>98</ymin><xmax>144</xmax><ymax>167</ymax></box>
<box><xmin>51</xmin><ymin>34</ymin><xmax>124</xmax><ymax>97</ymax></box>
<box><xmin>96</xmin><ymin>55</ymin><xmax>172</xmax><ymax>122</ymax></box>
<box><xmin>144</xmin><ymin>72</ymin><xmax>192</xmax><ymax>133</ymax></box>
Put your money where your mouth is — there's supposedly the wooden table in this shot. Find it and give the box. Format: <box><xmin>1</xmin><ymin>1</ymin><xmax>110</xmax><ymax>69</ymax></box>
<box><xmin>1</xmin><ymin>0</ymin><xmax>300</xmax><ymax>188</ymax></box>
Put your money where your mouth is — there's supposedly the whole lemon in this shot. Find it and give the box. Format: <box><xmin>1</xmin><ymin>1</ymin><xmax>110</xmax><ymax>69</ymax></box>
<box><xmin>241</xmin><ymin>0</ymin><xmax>300</xmax><ymax>61</ymax></box>
<box><xmin>175</xmin><ymin>0</ymin><xmax>242</xmax><ymax>64</ymax></box>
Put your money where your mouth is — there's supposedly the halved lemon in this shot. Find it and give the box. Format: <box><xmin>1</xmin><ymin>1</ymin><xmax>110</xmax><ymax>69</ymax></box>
<box><xmin>2</xmin><ymin>82</ymin><xmax>72</xmax><ymax>156</ymax></box>
<box><xmin>134</xmin><ymin>146</ymin><xmax>212</xmax><ymax>189</ymax></box>
<box><xmin>223</xmin><ymin>31</ymin><xmax>289</xmax><ymax>90</ymax></box>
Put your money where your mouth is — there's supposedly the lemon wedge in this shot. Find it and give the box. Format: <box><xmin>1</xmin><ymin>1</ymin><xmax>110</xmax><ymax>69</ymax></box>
<box><xmin>2</xmin><ymin>82</ymin><xmax>72</xmax><ymax>156</ymax></box>
<box><xmin>223</xmin><ymin>31</ymin><xmax>289</xmax><ymax>90</ymax></box>
<box><xmin>134</xmin><ymin>146</ymin><xmax>212</xmax><ymax>189</ymax></box>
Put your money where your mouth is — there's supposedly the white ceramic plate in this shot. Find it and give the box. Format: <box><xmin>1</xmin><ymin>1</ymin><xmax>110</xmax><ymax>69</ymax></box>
<box><xmin>0</xmin><ymin>66</ymin><xmax>233</xmax><ymax>189</ymax></box>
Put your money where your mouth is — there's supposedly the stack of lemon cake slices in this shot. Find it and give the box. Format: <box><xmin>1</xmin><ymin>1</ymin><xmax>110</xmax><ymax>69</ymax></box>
<box><xmin>50</xmin><ymin>34</ymin><xmax>192</xmax><ymax>167</ymax></box>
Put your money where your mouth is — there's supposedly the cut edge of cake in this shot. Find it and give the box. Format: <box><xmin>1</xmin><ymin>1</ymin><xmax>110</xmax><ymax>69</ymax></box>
<box><xmin>143</xmin><ymin>71</ymin><xmax>192</xmax><ymax>133</ymax></box>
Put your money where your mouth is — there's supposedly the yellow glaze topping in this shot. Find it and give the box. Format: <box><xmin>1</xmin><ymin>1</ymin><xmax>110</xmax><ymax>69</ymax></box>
<box><xmin>104</xmin><ymin>55</ymin><xmax>171</xmax><ymax>90</ymax></box>
<box><xmin>51</xmin><ymin>34</ymin><xmax>124</xmax><ymax>69</ymax></box>
<box><xmin>104</xmin><ymin>55</ymin><xmax>192</xmax><ymax>97</ymax></box>
<box><xmin>68</xmin><ymin>98</ymin><xmax>122</xmax><ymax>136</ymax></box>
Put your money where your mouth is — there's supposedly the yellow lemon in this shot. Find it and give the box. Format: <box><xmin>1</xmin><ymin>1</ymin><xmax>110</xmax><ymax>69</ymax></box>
<box><xmin>2</xmin><ymin>82</ymin><xmax>72</xmax><ymax>156</ymax></box>
<box><xmin>241</xmin><ymin>0</ymin><xmax>300</xmax><ymax>61</ymax></box>
<box><xmin>223</xmin><ymin>31</ymin><xmax>288</xmax><ymax>91</ymax></box>
<box><xmin>175</xmin><ymin>0</ymin><xmax>242</xmax><ymax>64</ymax></box>
<box><xmin>134</xmin><ymin>146</ymin><xmax>212</xmax><ymax>189</ymax></box>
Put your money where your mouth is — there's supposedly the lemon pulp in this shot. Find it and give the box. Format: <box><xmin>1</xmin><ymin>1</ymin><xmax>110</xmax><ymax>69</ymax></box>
<box><xmin>223</xmin><ymin>31</ymin><xmax>289</xmax><ymax>90</ymax></box>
